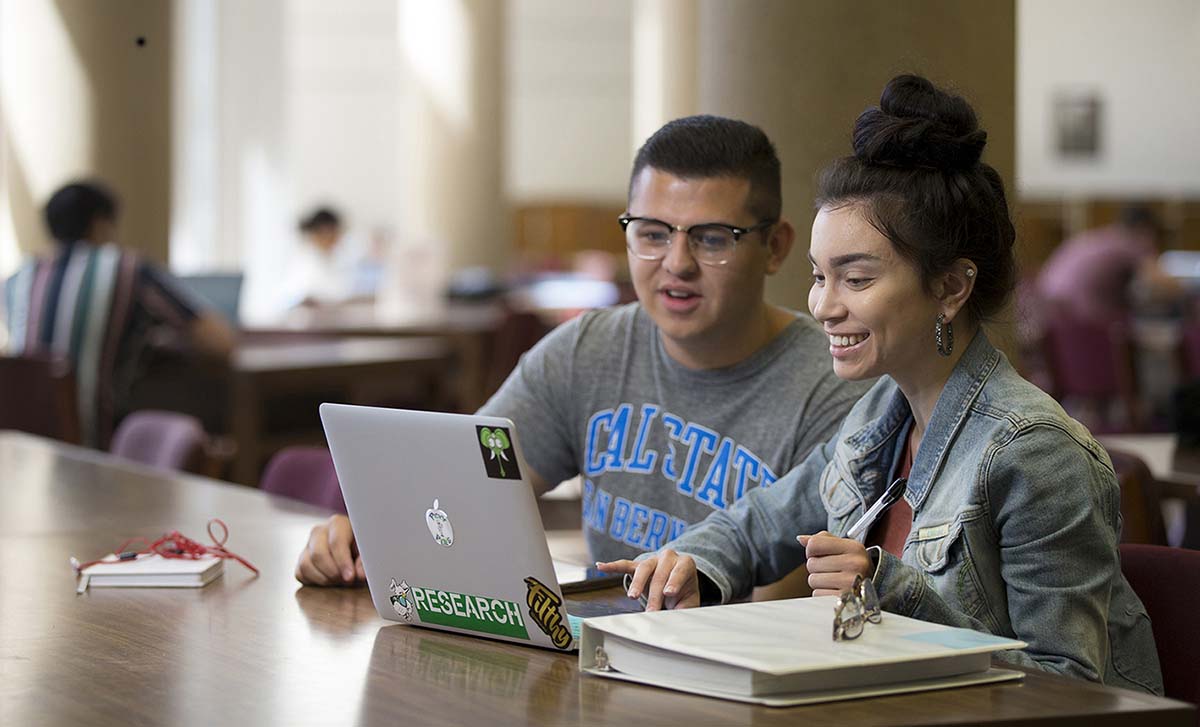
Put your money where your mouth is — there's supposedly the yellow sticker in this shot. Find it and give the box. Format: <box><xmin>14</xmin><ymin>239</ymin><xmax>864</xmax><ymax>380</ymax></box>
<box><xmin>524</xmin><ymin>576</ymin><xmax>572</xmax><ymax>649</ymax></box>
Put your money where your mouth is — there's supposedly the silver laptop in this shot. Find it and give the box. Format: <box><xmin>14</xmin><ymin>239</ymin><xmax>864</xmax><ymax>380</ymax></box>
<box><xmin>319</xmin><ymin>403</ymin><xmax>641</xmax><ymax>651</ymax></box>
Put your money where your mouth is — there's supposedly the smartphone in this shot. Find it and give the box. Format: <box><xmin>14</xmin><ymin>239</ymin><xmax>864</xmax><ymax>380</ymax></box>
<box><xmin>558</xmin><ymin>566</ymin><xmax>625</xmax><ymax>594</ymax></box>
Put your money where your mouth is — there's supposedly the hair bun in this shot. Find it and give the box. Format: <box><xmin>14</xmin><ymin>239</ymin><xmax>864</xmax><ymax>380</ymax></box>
<box><xmin>852</xmin><ymin>75</ymin><xmax>986</xmax><ymax>171</ymax></box>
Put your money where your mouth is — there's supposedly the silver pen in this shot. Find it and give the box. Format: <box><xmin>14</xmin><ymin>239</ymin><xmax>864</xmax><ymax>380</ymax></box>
<box><xmin>844</xmin><ymin>477</ymin><xmax>908</xmax><ymax>542</ymax></box>
<box><xmin>622</xmin><ymin>572</ymin><xmax>649</xmax><ymax>609</ymax></box>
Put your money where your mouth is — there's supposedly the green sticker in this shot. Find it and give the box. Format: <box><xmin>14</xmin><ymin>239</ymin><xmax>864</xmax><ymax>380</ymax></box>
<box><xmin>410</xmin><ymin>586</ymin><xmax>530</xmax><ymax>640</ymax></box>
<box><xmin>477</xmin><ymin>426</ymin><xmax>519</xmax><ymax>479</ymax></box>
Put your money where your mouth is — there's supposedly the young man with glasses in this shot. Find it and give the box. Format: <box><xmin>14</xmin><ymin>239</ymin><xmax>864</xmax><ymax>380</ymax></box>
<box><xmin>295</xmin><ymin>115</ymin><xmax>870</xmax><ymax>586</ymax></box>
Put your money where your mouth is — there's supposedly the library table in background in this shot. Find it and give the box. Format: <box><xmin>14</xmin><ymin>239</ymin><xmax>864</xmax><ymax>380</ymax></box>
<box><xmin>228</xmin><ymin>336</ymin><xmax>451</xmax><ymax>484</ymax></box>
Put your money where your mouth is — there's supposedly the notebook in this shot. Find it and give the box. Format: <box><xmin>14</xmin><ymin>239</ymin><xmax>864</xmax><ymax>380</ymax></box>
<box><xmin>579</xmin><ymin>596</ymin><xmax>1025</xmax><ymax>706</ymax></box>
<box><xmin>319</xmin><ymin>404</ymin><xmax>643</xmax><ymax>652</ymax></box>
<box><xmin>78</xmin><ymin>554</ymin><xmax>224</xmax><ymax>591</ymax></box>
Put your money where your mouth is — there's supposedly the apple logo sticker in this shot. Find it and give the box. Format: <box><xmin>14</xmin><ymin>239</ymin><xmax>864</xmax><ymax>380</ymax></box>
<box><xmin>425</xmin><ymin>499</ymin><xmax>454</xmax><ymax>547</ymax></box>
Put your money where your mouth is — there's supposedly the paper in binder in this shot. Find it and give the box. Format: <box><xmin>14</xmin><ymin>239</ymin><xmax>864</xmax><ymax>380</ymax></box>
<box><xmin>579</xmin><ymin>596</ymin><xmax>1025</xmax><ymax>706</ymax></box>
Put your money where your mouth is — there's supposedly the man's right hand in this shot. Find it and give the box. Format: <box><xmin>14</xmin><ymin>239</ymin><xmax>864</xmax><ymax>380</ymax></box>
<box><xmin>295</xmin><ymin>514</ymin><xmax>365</xmax><ymax>586</ymax></box>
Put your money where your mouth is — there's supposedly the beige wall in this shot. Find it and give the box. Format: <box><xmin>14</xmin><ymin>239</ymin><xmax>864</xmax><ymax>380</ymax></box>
<box><xmin>631</xmin><ymin>0</ymin><xmax>699</xmax><ymax>150</ymax></box>
<box><xmin>0</xmin><ymin>0</ymin><xmax>171</xmax><ymax>265</ymax></box>
<box><xmin>3</xmin><ymin>0</ymin><xmax>1015</xmax><ymax>290</ymax></box>
<box><xmin>507</xmin><ymin>0</ymin><xmax>632</xmax><ymax>204</ymax></box>
<box><xmin>697</xmin><ymin>0</ymin><xmax>1016</xmax><ymax>313</ymax></box>
<box><xmin>1018</xmin><ymin>0</ymin><xmax>1200</xmax><ymax>198</ymax></box>
<box><xmin>400</xmin><ymin>0</ymin><xmax>507</xmax><ymax>274</ymax></box>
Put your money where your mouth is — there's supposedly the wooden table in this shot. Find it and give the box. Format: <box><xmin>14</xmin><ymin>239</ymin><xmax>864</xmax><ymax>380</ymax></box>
<box><xmin>229</xmin><ymin>337</ymin><xmax>451</xmax><ymax>485</ymax></box>
<box><xmin>0</xmin><ymin>432</ymin><xmax>1192</xmax><ymax>726</ymax></box>
<box><xmin>243</xmin><ymin>301</ymin><xmax>506</xmax><ymax>413</ymax></box>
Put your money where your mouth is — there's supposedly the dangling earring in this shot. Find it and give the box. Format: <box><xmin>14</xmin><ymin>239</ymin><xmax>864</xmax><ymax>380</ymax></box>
<box><xmin>935</xmin><ymin>313</ymin><xmax>954</xmax><ymax>357</ymax></box>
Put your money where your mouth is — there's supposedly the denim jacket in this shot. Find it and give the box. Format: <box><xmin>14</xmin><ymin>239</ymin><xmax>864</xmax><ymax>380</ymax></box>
<box><xmin>670</xmin><ymin>332</ymin><xmax>1163</xmax><ymax>694</ymax></box>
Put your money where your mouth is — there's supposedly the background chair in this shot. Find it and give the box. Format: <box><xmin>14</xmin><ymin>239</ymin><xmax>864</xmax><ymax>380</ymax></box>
<box><xmin>0</xmin><ymin>354</ymin><xmax>80</xmax><ymax>444</ymax></box>
<box><xmin>110</xmin><ymin>409</ymin><xmax>232</xmax><ymax>477</ymax></box>
<box><xmin>484</xmin><ymin>308</ymin><xmax>552</xmax><ymax>399</ymax></box>
<box><xmin>1108</xmin><ymin>448</ymin><xmax>1169</xmax><ymax>546</ymax></box>
<box><xmin>259</xmin><ymin>446</ymin><xmax>346</xmax><ymax>513</ymax></box>
<box><xmin>1041</xmin><ymin>306</ymin><xmax>1142</xmax><ymax>432</ymax></box>
<box><xmin>1120</xmin><ymin>543</ymin><xmax>1200</xmax><ymax>714</ymax></box>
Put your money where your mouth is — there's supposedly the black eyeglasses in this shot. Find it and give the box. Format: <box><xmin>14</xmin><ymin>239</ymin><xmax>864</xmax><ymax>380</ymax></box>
<box><xmin>618</xmin><ymin>214</ymin><xmax>776</xmax><ymax>267</ymax></box>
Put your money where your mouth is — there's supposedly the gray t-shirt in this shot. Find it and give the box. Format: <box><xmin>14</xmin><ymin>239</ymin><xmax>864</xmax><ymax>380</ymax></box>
<box><xmin>479</xmin><ymin>302</ymin><xmax>871</xmax><ymax>563</ymax></box>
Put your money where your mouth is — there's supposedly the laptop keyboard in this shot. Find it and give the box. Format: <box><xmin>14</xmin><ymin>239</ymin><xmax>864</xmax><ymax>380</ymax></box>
<box><xmin>564</xmin><ymin>597</ymin><xmax>644</xmax><ymax>619</ymax></box>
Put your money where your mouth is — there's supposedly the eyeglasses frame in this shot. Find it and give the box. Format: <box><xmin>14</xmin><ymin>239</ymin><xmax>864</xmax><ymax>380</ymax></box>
<box><xmin>617</xmin><ymin>214</ymin><xmax>777</xmax><ymax>267</ymax></box>
<box><xmin>832</xmin><ymin>574</ymin><xmax>882</xmax><ymax>641</ymax></box>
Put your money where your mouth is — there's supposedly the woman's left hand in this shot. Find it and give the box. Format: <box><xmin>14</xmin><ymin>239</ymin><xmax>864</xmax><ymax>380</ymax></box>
<box><xmin>797</xmin><ymin>531</ymin><xmax>873</xmax><ymax>597</ymax></box>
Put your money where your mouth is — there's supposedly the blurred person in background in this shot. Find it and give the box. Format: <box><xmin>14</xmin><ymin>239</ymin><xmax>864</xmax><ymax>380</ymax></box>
<box><xmin>1037</xmin><ymin>205</ymin><xmax>1183</xmax><ymax>324</ymax></box>
<box><xmin>2</xmin><ymin>180</ymin><xmax>234</xmax><ymax>447</ymax></box>
<box><xmin>288</xmin><ymin>206</ymin><xmax>367</xmax><ymax>308</ymax></box>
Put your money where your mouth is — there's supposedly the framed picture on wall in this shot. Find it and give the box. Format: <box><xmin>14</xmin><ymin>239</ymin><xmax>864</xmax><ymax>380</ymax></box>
<box><xmin>1053</xmin><ymin>91</ymin><xmax>1102</xmax><ymax>158</ymax></box>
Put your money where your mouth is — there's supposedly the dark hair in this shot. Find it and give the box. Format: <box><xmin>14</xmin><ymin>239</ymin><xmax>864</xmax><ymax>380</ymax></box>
<box><xmin>44</xmin><ymin>181</ymin><xmax>119</xmax><ymax>243</ymax></box>
<box><xmin>1118</xmin><ymin>204</ymin><xmax>1161</xmax><ymax>235</ymax></box>
<box><xmin>299</xmin><ymin>207</ymin><xmax>341</xmax><ymax>233</ymax></box>
<box><xmin>630</xmin><ymin>115</ymin><xmax>782</xmax><ymax>221</ymax></box>
<box><xmin>815</xmin><ymin>75</ymin><xmax>1016</xmax><ymax>322</ymax></box>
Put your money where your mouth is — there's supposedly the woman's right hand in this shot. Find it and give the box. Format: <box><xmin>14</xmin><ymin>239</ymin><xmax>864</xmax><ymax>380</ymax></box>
<box><xmin>595</xmin><ymin>549</ymin><xmax>701</xmax><ymax>611</ymax></box>
<box><xmin>295</xmin><ymin>514</ymin><xmax>365</xmax><ymax>586</ymax></box>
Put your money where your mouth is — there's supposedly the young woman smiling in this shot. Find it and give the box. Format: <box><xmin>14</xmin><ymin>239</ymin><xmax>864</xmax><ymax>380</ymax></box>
<box><xmin>598</xmin><ymin>74</ymin><xmax>1163</xmax><ymax>694</ymax></box>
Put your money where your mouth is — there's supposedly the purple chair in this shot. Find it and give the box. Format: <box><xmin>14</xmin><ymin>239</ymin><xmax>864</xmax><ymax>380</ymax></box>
<box><xmin>259</xmin><ymin>446</ymin><xmax>346</xmax><ymax>514</ymax></box>
<box><xmin>1120</xmin><ymin>544</ymin><xmax>1200</xmax><ymax>715</ymax></box>
<box><xmin>0</xmin><ymin>354</ymin><xmax>80</xmax><ymax>444</ymax></box>
<box><xmin>1041</xmin><ymin>306</ymin><xmax>1140</xmax><ymax>432</ymax></box>
<box><xmin>110</xmin><ymin>410</ymin><xmax>212</xmax><ymax>475</ymax></box>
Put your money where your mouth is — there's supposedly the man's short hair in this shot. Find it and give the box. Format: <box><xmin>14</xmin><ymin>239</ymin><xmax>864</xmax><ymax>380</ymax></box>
<box><xmin>629</xmin><ymin>115</ymin><xmax>782</xmax><ymax>221</ymax></box>
<box><xmin>44</xmin><ymin>181</ymin><xmax>119</xmax><ymax>243</ymax></box>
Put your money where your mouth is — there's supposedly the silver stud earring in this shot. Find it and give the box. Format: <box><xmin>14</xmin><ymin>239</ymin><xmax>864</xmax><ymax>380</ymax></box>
<box><xmin>965</xmin><ymin>267</ymin><xmax>976</xmax><ymax>279</ymax></box>
<box><xmin>935</xmin><ymin>313</ymin><xmax>954</xmax><ymax>357</ymax></box>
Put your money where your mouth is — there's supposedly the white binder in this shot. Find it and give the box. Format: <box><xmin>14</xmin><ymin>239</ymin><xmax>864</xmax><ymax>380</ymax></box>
<box><xmin>579</xmin><ymin>596</ymin><xmax>1025</xmax><ymax>706</ymax></box>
